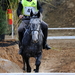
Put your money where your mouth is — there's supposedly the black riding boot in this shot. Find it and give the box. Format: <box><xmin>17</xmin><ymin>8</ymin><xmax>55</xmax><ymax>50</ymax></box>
<box><xmin>41</xmin><ymin>21</ymin><xmax>51</xmax><ymax>50</ymax></box>
<box><xmin>18</xmin><ymin>32</ymin><xmax>23</xmax><ymax>55</ymax></box>
<box><xmin>18</xmin><ymin>42</ymin><xmax>23</xmax><ymax>55</ymax></box>
<box><xmin>43</xmin><ymin>40</ymin><xmax>51</xmax><ymax>50</ymax></box>
<box><xmin>43</xmin><ymin>30</ymin><xmax>51</xmax><ymax>50</ymax></box>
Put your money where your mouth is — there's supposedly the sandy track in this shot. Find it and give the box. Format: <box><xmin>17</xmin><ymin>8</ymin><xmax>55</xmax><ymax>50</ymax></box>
<box><xmin>0</xmin><ymin>39</ymin><xmax>75</xmax><ymax>73</ymax></box>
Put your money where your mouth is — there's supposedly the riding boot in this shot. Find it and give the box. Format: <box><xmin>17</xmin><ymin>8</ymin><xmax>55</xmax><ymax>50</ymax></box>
<box><xmin>18</xmin><ymin>32</ymin><xmax>23</xmax><ymax>55</ymax></box>
<box><xmin>43</xmin><ymin>28</ymin><xmax>51</xmax><ymax>50</ymax></box>
<box><xmin>19</xmin><ymin>41</ymin><xmax>23</xmax><ymax>55</ymax></box>
<box><xmin>41</xmin><ymin>21</ymin><xmax>51</xmax><ymax>50</ymax></box>
<box><xmin>43</xmin><ymin>30</ymin><xmax>51</xmax><ymax>50</ymax></box>
<box><xmin>43</xmin><ymin>40</ymin><xmax>51</xmax><ymax>50</ymax></box>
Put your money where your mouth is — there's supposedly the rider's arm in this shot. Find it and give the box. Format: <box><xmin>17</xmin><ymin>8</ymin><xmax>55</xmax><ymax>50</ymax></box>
<box><xmin>37</xmin><ymin>1</ymin><xmax>43</xmax><ymax>13</ymax></box>
<box><xmin>17</xmin><ymin>1</ymin><xmax>23</xmax><ymax>17</ymax></box>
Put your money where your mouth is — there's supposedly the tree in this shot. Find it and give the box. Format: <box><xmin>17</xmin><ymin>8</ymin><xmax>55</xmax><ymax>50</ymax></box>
<box><xmin>0</xmin><ymin>7</ymin><xmax>8</xmax><ymax>40</ymax></box>
<box><xmin>0</xmin><ymin>9</ymin><xmax>7</xmax><ymax>34</ymax></box>
<box><xmin>1</xmin><ymin>0</ymin><xmax>9</xmax><ymax>11</ymax></box>
<box><xmin>1</xmin><ymin>0</ymin><xmax>20</xmax><ymax>35</ymax></box>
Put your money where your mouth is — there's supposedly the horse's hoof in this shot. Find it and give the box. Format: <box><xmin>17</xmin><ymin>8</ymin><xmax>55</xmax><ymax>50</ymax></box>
<box><xmin>34</xmin><ymin>69</ymin><xmax>36</xmax><ymax>71</ymax></box>
<box><xmin>22</xmin><ymin>67</ymin><xmax>25</xmax><ymax>70</ymax></box>
<box><xmin>27</xmin><ymin>67</ymin><xmax>31</xmax><ymax>72</ymax></box>
<box><xmin>34</xmin><ymin>69</ymin><xmax>38</xmax><ymax>72</ymax></box>
<box><xmin>27</xmin><ymin>70</ymin><xmax>31</xmax><ymax>72</ymax></box>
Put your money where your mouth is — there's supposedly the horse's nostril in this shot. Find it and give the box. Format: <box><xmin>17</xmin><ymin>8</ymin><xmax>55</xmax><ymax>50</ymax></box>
<box><xmin>33</xmin><ymin>40</ymin><xmax>38</xmax><ymax>43</ymax></box>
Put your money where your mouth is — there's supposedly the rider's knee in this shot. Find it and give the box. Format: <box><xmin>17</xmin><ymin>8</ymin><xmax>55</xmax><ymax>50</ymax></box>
<box><xmin>18</xmin><ymin>27</ymin><xmax>24</xmax><ymax>33</ymax></box>
<box><xmin>41</xmin><ymin>21</ymin><xmax>48</xmax><ymax>29</ymax></box>
<box><xmin>18</xmin><ymin>22</ymin><xmax>25</xmax><ymax>33</ymax></box>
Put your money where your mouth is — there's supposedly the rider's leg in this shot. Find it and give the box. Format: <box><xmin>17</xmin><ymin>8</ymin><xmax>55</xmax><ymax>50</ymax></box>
<box><xmin>18</xmin><ymin>20</ymin><xmax>30</xmax><ymax>55</ymax></box>
<box><xmin>18</xmin><ymin>22</ymin><xmax>25</xmax><ymax>55</ymax></box>
<box><xmin>18</xmin><ymin>32</ymin><xmax>23</xmax><ymax>47</ymax></box>
<box><xmin>41</xmin><ymin>21</ymin><xmax>51</xmax><ymax>50</ymax></box>
<box><xmin>18</xmin><ymin>31</ymin><xmax>23</xmax><ymax>54</ymax></box>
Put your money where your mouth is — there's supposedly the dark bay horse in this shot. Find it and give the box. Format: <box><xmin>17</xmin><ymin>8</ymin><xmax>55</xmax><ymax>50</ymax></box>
<box><xmin>21</xmin><ymin>12</ymin><xmax>43</xmax><ymax>72</ymax></box>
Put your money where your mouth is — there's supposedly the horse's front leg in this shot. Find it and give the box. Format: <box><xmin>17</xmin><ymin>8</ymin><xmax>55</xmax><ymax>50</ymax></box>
<box><xmin>34</xmin><ymin>53</ymin><xmax>42</xmax><ymax>72</ymax></box>
<box><xmin>25</xmin><ymin>56</ymin><xmax>31</xmax><ymax>72</ymax></box>
<box><xmin>22</xmin><ymin>56</ymin><xmax>25</xmax><ymax>70</ymax></box>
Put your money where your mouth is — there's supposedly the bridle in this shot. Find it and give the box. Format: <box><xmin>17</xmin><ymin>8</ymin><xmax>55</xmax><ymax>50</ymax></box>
<box><xmin>29</xmin><ymin>18</ymin><xmax>41</xmax><ymax>43</ymax></box>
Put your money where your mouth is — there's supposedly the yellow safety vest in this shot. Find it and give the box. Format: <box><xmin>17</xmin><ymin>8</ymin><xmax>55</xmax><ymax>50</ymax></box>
<box><xmin>22</xmin><ymin>0</ymin><xmax>38</xmax><ymax>16</ymax></box>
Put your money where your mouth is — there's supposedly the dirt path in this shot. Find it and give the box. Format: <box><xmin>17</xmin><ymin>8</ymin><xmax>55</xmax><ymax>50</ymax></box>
<box><xmin>0</xmin><ymin>39</ymin><xmax>75</xmax><ymax>73</ymax></box>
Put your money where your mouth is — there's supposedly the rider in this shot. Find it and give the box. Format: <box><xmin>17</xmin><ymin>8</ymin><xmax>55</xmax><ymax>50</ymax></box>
<box><xmin>17</xmin><ymin>0</ymin><xmax>51</xmax><ymax>55</ymax></box>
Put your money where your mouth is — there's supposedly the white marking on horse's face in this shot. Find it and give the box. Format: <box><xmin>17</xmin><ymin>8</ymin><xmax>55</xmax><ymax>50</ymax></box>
<box><xmin>30</xmin><ymin>17</ymin><xmax>41</xmax><ymax>43</ymax></box>
<box><xmin>31</xmin><ymin>31</ymin><xmax>39</xmax><ymax>42</ymax></box>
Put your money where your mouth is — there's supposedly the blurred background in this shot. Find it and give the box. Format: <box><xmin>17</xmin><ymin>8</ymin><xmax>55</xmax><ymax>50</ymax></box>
<box><xmin>0</xmin><ymin>0</ymin><xmax>75</xmax><ymax>39</ymax></box>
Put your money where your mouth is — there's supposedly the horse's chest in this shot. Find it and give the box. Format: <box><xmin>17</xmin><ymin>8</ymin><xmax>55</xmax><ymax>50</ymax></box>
<box><xmin>24</xmin><ymin>44</ymin><xmax>41</xmax><ymax>57</ymax></box>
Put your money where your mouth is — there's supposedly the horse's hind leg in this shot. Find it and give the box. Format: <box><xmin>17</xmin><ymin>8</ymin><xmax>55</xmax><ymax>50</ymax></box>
<box><xmin>34</xmin><ymin>54</ymin><xmax>42</xmax><ymax>72</ymax></box>
<box><xmin>25</xmin><ymin>57</ymin><xmax>31</xmax><ymax>72</ymax></box>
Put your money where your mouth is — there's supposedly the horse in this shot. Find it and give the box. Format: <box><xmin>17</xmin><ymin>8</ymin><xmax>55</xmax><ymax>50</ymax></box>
<box><xmin>21</xmin><ymin>11</ymin><xmax>43</xmax><ymax>72</ymax></box>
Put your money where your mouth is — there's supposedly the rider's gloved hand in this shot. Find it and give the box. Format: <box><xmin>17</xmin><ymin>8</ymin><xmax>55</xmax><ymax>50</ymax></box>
<box><xmin>19</xmin><ymin>15</ymin><xmax>24</xmax><ymax>19</ymax></box>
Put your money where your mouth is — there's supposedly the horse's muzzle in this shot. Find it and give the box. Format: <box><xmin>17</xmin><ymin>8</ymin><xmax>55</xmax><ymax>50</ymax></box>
<box><xmin>32</xmin><ymin>40</ymin><xmax>38</xmax><ymax>43</ymax></box>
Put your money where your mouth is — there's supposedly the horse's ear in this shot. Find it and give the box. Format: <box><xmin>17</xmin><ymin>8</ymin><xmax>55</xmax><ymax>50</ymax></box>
<box><xmin>37</xmin><ymin>11</ymin><xmax>40</xmax><ymax>18</ymax></box>
<box><xmin>30</xmin><ymin>10</ymin><xmax>33</xmax><ymax>17</ymax></box>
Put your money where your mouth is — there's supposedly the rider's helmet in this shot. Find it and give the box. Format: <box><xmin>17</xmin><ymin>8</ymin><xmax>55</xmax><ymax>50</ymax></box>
<box><xmin>27</xmin><ymin>0</ymin><xmax>32</xmax><ymax>1</ymax></box>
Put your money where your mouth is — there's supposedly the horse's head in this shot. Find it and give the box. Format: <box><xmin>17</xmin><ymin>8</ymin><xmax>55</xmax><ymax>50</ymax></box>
<box><xmin>29</xmin><ymin>11</ymin><xmax>41</xmax><ymax>43</ymax></box>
